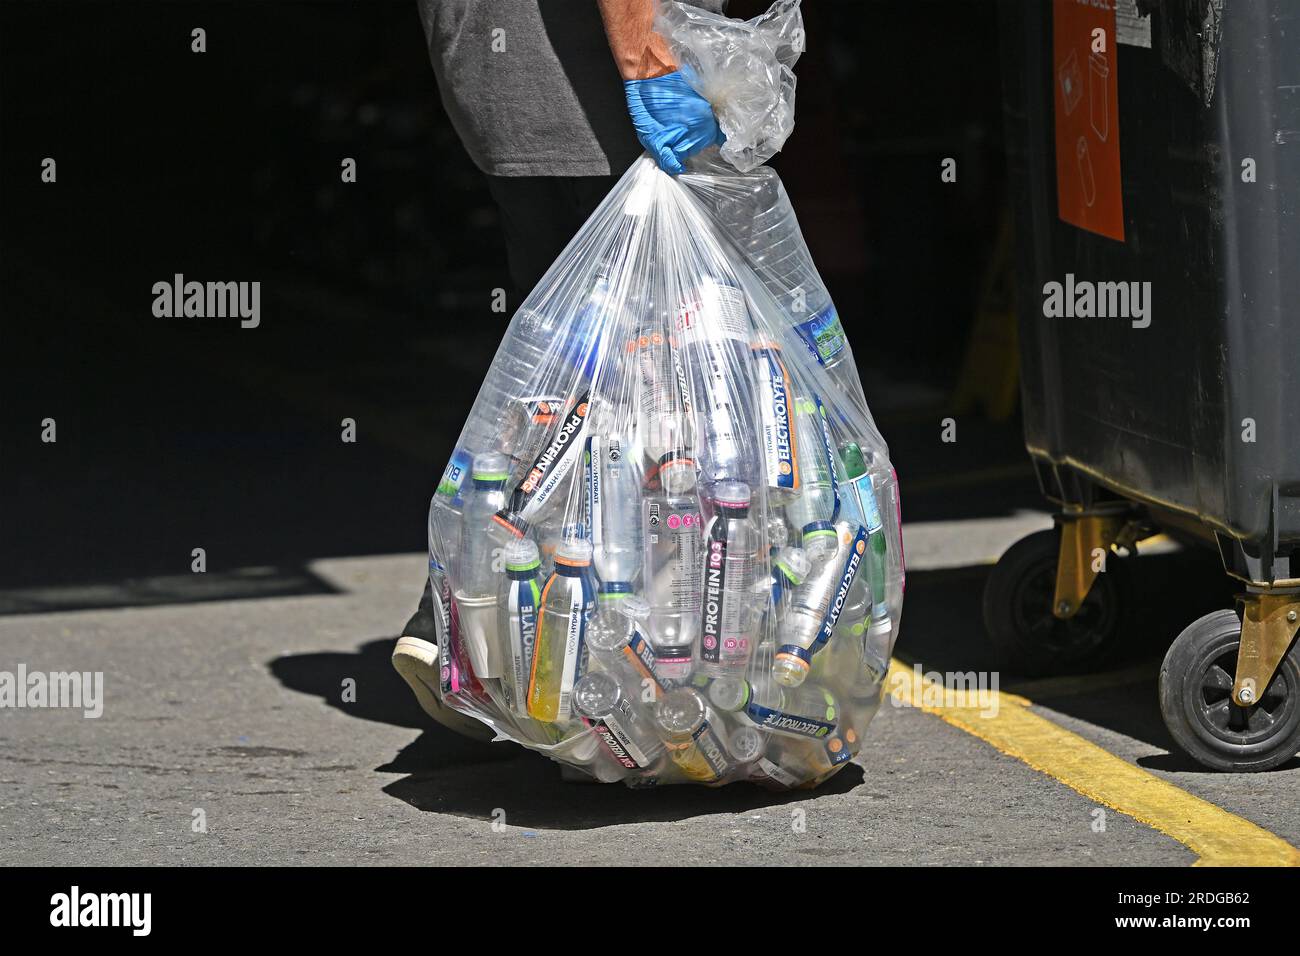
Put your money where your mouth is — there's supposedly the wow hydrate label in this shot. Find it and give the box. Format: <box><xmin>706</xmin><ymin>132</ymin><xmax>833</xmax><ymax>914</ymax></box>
<box><xmin>753</xmin><ymin>343</ymin><xmax>799</xmax><ymax>495</ymax></box>
<box><xmin>795</xmin><ymin>304</ymin><xmax>847</xmax><ymax>367</ymax></box>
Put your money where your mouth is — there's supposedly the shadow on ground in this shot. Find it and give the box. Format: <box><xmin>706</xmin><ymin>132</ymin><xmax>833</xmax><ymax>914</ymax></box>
<box><xmin>270</xmin><ymin>636</ymin><xmax>862</xmax><ymax>830</ymax></box>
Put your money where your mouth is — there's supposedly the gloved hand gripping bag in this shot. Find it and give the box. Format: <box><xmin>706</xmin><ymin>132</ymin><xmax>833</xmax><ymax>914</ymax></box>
<box><xmin>425</xmin><ymin>0</ymin><xmax>903</xmax><ymax>790</ymax></box>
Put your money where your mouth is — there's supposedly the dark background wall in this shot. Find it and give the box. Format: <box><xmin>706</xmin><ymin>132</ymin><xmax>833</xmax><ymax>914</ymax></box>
<box><xmin>0</xmin><ymin>0</ymin><xmax>1010</xmax><ymax>609</ymax></box>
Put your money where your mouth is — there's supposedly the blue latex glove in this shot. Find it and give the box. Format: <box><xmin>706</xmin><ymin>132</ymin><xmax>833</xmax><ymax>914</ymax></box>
<box><xmin>624</xmin><ymin>70</ymin><xmax>725</xmax><ymax>175</ymax></box>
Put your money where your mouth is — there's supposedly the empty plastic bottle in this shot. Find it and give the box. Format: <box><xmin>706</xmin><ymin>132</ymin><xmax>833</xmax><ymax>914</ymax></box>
<box><xmin>839</xmin><ymin>441</ymin><xmax>891</xmax><ymax>627</ymax></box>
<box><xmin>727</xmin><ymin>725</ymin><xmax>767</xmax><ymax>766</ymax></box>
<box><xmin>706</xmin><ymin>673</ymin><xmax>757</xmax><ymax>713</ymax></box>
<box><xmin>751</xmin><ymin>337</ymin><xmax>802</xmax><ymax>505</ymax></box>
<box><xmin>773</xmin><ymin>520</ymin><xmax>870</xmax><ymax>688</ymax></box>
<box><xmin>494</xmin><ymin>392</ymin><xmax>594</xmax><ymax>539</ymax></box>
<box><xmin>633</xmin><ymin>323</ymin><xmax>697</xmax><ymax>495</ymax></box>
<box><xmin>587</xmin><ymin>594</ymin><xmax>662</xmax><ymax>702</ymax></box>
<box><xmin>785</xmin><ymin>395</ymin><xmax>840</xmax><ymax>561</ymax></box>
<box><xmin>749</xmin><ymin>682</ymin><xmax>841</xmax><ymax>741</ymax></box>
<box><xmin>654</xmin><ymin>687</ymin><xmax>735</xmax><ymax>783</ymax></box>
<box><xmin>585</xmin><ymin>428</ymin><xmax>643</xmax><ymax>603</ymax></box>
<box><xmin>770</xmin><ymin>546</ymin><xmax>812</xmax><ymax>621</ymax></box>
<box><xmin>642</xmin><ymin>488</ymin><xmax>704</xmax><ymax>681</ymax></box>
<box><xmin>573</xmin><ymin>670</ymin><xmax>665</xmax><ymax>773</ymax></box>
<box><xmin>528</xmin><ymin>539</ymin><xmax>596</xmax><ymax>722</ymax></box>
<box><xmin>674</xmin><ymin>276</ymin><xmax>760</xmax><ymax>490</ymax></box>
<box><xmin>720</xmin><ymin>170</ymin><xmax>851</xmax><ymax>369</ymax></box>
<box><xmin>454</xmin><ymin>453</ymin><xmax>512</xmax><ymax>678</ymax></box>
<box><xmin>699</xmin><ymin>482</ymin><xmax>761</xmax><ymax>676</ymax></box>
<box><xmin>502</xmin><ymin>395</ymin><xmax>566</xmax><ymax>487</ymax></box>
<box><xmin>498</xmin><ymin>537</ymin><xmax>544</xmax><ymax>718</ymax></box>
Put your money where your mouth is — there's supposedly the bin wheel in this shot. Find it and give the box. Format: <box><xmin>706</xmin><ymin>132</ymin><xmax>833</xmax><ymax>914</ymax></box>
<box><xmin>1158</xmin><ymin>609</ymin><xmax>1300</xmax><ymax>772</ymax></box>
<box><xmin>982</xmin><ymin>528</ymin><xmax>1128</xmax><ymax>675</ymax></box>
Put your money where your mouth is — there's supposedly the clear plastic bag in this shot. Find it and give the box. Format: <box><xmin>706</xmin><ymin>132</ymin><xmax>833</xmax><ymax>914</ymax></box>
<box><xmin>654</xmin><ymin>0</ymin><xmax>803</xmax><ymax>172</ymax></box>
<box><xmin>424</xmin><ymin>0</ymin><xmax>903</xmax><ymax>790</ymax></box>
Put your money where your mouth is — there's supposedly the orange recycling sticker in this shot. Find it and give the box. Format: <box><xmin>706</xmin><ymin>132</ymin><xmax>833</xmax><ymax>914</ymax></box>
<box><xmin>1053</xmin><ymin>0</ymin><xmax>1125</xmax><ymax>241</ymax></box>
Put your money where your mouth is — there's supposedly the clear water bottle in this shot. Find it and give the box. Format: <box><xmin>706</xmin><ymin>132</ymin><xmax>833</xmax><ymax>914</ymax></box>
<box><xmin>497</xmin><ymin>537</ymin><xmax>543</xmax><ymax>718</ymax></box>
<box><xmin>573</xmin><ymin>670</ymin><xmax>665</xmax><ymax>773</ymax></box>
<box><xmin>585</xmin><ymin>428</ymin><xmax>643</xmax><ymax>601</ymax></box>
<box><xmin>633</xmin><ymin>323</ymin><xmax>697</xmax><ymax>495</ymax></box>
<box><xmin>770</xmin><ymin>546</ymin><xmax>812</xmax><ymax>621</ymax></box>
<box><xmin>698</xmin><ymin>167</ymin><xmax>862</xmax><ymax>396</ymax></box>
<box><xmin>528</xmin><ymin>539</ymin><xmax>596</xmax><ymax>722</ymax></box>
<box><xmin>699</xmin><ymin>481</ymin><xmax>761</xmax><ymax>676</ymax></box>
<box><xmin>642</xmin><ymin>489</ymin><xmax>703</xmax><ymax>682</ymax></box>
<box><xmin>785</xmin><ymin>394</ymin><xmax>840</xmax><ymax>562</ymax></box>
<box><xmin>435</xmin><ymin>294</ymin><xmax>597</xmax><ymax>514</ymax></box>
<box><xmin>731</xmin><ymin>172</ymin><xmax>851</xmax><ymax>370</ymax></box>
<box><xmin>674</xmin><ymin>276</ymin><xmax>761</xmax><ymax>491</ymax></box>
<box><xmin>587</xmin><ymin>594</ymin><xmax>662</xmax><ymax>702</ymax></box>
<box><xmin>453</xmin><ymin>452</ymin><xmax>512</xmax><ymax>678</ymax></box>
<box><xmin>727</xmin><ymin>725</ymin><xmax>768</xmax><ymax>766</ymax></box>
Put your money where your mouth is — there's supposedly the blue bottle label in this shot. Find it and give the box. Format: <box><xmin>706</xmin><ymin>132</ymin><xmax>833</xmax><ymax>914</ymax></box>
<box><xmin>746</xmin><ymin>702</ymin><xmax>835</xmax><ymax>740</ymax></box>
<box><xmin>437</xmin><ymin>449</ymin><xmax>474</xmax><ymax>507</ymax></box>
<box><xmin>795</xmin><ymin>303</ymin><xmax>847</xmax><ymax>366</ymax></box>
<box><xmin>816</xmin><ymin>525</ymin><xmax>870</xmax><ymax>649</ymax></box>
<box><xmin>856</xmin><ymin>475</ymin><xmax>883</xmax><ymax>534</ymax></box>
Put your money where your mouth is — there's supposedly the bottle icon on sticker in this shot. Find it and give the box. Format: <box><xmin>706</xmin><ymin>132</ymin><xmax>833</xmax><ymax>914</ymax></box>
<box><xmin>1089</xmin><ymin>52</ymin><xmax>1110</xmax><ymax>141</ymax></box>
<box><xmin>1059</xmin><ymin>49</ymin><xmax>1083</xmax><ymax>115</ymax></box>
<box><xmin>1077</xmin><ymin>137</ymin><xmax>1096</xmax><ymax>208</ymax></box>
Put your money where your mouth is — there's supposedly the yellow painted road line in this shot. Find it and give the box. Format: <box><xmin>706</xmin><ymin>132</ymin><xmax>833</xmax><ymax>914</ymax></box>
<box><xmin>887</xmin><ymin>659</ymin><xmax>1300</xmax><ymax>867</ymax></box>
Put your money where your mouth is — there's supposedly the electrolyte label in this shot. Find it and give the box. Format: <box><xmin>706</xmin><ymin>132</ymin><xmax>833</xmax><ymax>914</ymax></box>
<box><xmin>816</xmin><ymin>525</ymin><xmax>869</xmax><ymax>649</ymax></box>
<box><xmin>746</xmin><ymin>702</ymin><xmax>835</xmax><ymax>740</ymax></box>
<box><xmin>753</xmin><ymin>342</ymin><xmax>799</xmax><ymax>496</ymax></box>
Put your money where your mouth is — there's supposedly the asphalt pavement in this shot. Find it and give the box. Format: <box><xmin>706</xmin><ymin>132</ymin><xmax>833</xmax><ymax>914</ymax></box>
<box><xmin>6</xmin><ymin>511</ymin><xmax>1294</xmax><ymax>866</ymax></box>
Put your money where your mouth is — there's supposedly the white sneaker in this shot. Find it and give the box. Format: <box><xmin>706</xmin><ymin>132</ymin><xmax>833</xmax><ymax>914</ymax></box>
<box><xmin>391</xmin><ymin>636</ymin><xmax>494</xmax><ymax>741</ymax></box>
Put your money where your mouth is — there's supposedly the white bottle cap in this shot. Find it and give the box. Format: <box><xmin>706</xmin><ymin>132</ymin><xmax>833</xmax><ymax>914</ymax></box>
<box><xmin>502</xmin><ymin>538</ymin><xmax>540</xmax><ymax>572</ymax></box>
<box><xmin>711</xmin><ymin>481</ymin><xmax>751</xmax><ymax>510</ymax></box>
<box><xmin>555</xmin><ymin>539</ymin><xmax>594</xmax><ymax>566</ymax></box>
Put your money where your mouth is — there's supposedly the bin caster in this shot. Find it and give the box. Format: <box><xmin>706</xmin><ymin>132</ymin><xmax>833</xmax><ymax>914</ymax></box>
<box><xmin>982</xmin><ymin>527</ymin><xmax>1129</xmax><ymax>675</ymax></box>
<box><xmin>1159</xmin><ymin>606</ymin><xmax>1300</xmax><ymax>772</ymax></box>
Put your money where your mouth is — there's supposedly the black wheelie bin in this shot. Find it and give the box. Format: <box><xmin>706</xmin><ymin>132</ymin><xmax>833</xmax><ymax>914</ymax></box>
<box><xmin>993</xmin><ymin>0</ymin><xmax>1300</xmax><ymax>770</ymax></box>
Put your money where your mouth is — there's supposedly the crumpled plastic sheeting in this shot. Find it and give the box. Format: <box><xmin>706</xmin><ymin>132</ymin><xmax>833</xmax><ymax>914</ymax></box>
<box><xmin>654</xmin><ymin>0</ymin><xmax>803</xmax><ymax>172</ymax></box>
